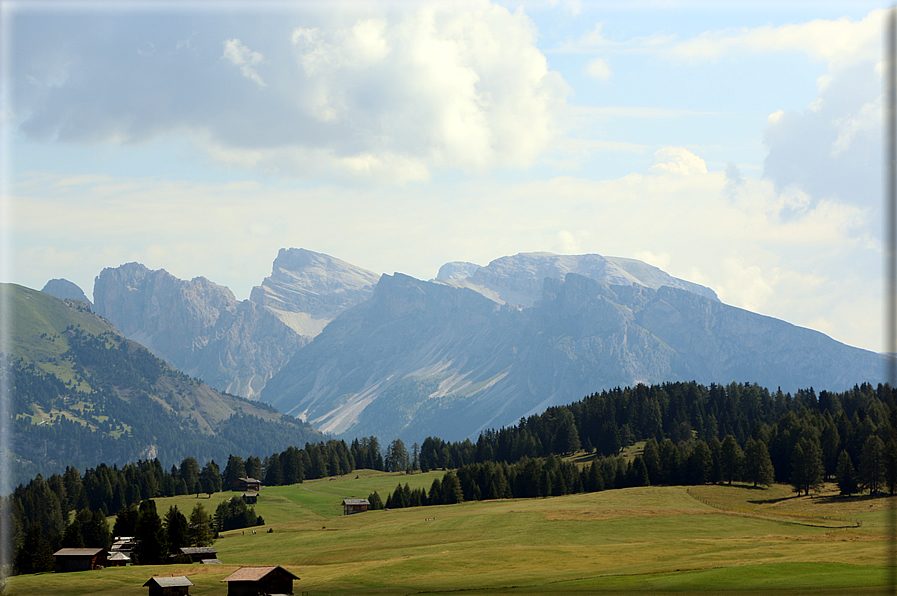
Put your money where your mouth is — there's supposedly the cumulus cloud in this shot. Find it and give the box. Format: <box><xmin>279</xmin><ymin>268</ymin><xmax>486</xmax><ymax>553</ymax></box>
<box><xmin>635</xmin><ymin>10</ymin><xmax>883</xmax><ymax>219</ymax></box>
<box><xmin>648</xmin><ymin>147</ymin><xmax>707</xmax><ymax>176</ymax></box>
<box><xmin>11</xmin><ymin>3</ymin><xmax>568</xmax><ymax>182</ymax></box>
<box><xmin>222</xmin><ymin>38</ymin><xmax>267</xmax><ymax>88</ymax></box>
<box><xmin>288</xmin><ymin>5</ymin><xmax>569</xmax><ymax>173</ymax></box>
<box><xmin>762</xmin><ymin>57</ymin><xmax>880</xmax><ymax>213</ymax></box>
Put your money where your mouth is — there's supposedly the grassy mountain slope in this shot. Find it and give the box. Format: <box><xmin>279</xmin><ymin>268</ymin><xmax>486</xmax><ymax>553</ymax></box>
<box><xmin>5</xmin><ymin>474</ymin><xmax>890</xmax><ymax>594</ymax></box>
<box><xmin>3</xmin><ymin>283</ymin><xmax>324</xmax><ymax>488</ymax></box>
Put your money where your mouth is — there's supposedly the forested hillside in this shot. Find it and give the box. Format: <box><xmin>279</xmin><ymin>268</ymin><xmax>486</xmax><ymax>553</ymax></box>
<box><xmin>6</xmin><ymin>380</ymin><xmax>895</xmax><ymax>578</ymax></box>
<box><xmin>2</xmin><ymin>283</ymin><xmax>324</xmax><ymax>488</ymax></box>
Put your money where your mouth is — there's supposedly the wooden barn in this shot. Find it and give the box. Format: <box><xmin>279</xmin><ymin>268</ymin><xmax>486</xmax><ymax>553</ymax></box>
<box><xmin>53</xmin><ymin>547</ymin><xmax>107</xmax><ymax>572</ymax></box>
<box><xmin>142</xmin><ymin>576</ymin><xmax>194</xmax><ymax>596</ymax></box>
<box><xmin>220</xmin><ymin>566</ymin><xmax>299</xmax><ymax>596</ymax></box>
<box><xmin>342</xmin><ymin>498</ymin><xmax>370</xmax><ymax>515</ymax></box>
<box><xmin>178</xmin><ymin>546</ymin><xmax>218</xmax><ymax>563</ymax></box>
<box><xmin>231</xmin><ymin>477</ymin><xmax>261</xmax><ymax>492</ymax></box>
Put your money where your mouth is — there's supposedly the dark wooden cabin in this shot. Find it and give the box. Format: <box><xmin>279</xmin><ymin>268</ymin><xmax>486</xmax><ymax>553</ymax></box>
<box><xmin>231</xmin><ymin>477</ymin><xmax>261</xmax><ymax>492</ymax></box>
<box><xmin>220</xmin><ymin>565</ymin><xmax>300</xmax><ymax>596</ymax></box>
<box><xmin>53</xmin><ymin>547</ymin><xmax>107</xmax><ymax>572</ymax></box>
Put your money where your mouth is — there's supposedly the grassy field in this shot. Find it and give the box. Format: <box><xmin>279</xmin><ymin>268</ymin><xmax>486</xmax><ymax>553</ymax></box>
<box><xmin>6</xmin><ymin>474</ymin><xmax>893</xmax><ymax>595</ymax></box>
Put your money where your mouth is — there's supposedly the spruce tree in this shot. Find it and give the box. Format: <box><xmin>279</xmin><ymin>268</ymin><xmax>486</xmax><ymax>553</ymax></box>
<box><xmin>135</xmin><ymin>500</ymin><xmax>167</xmax><ymax>565</ymax></box>
<box><xmin>187</xmin><ymin>503</ymin><xmax>214</xmax><ymax>547</ymax></box>
<box><xmin>836</xmin><ymin>450</ymin><xmax>858</xmax><ymax>496</ymax></box>
<box><xmin>860</xmin><ymin>435</ymin><xmax>886</xmax><ymax>495</ymax></box>
<box><xmin>742</xmin><ymin>438</ymin><xmax>775</xmax><ymax>487</ymax></box>
<box><xmin>791</xmin><ymin>437</ymin><xmax>824</xmax><ymax>496</ymax></box>
<box><xmin>720</xmin><ymin>435</ymin><xmax>743</xmax><ymax>485</ymax></box>
<box><xmin>164</xmin><ymin>506</ymin><xmax>189</xmax><ymax>553</ymax></box>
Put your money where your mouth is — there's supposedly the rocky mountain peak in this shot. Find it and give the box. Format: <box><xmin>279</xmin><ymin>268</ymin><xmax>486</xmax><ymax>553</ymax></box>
<box><xmin>249</xmin><ymin>247</ymin><xmax>381</xmax><ymax>336</ymax></box>
<box><xmin>92</xmin><ymin>262</ymin><xmax>305</xmax><ymax>399</ymax></box>
<box><xmin>41</xmin><ymin>278</ymin><xmax>91</xmax><ymax>305</ymax></box>
<box><xmin>434</xmin><ymin>251</ymin><xmax>718</xmax><ymax>306</ymax></box>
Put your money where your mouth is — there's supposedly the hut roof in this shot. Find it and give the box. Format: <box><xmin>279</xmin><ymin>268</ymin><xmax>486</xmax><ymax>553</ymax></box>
<box><xmin>220</xmin><ymin>566</ymin><xmax>300</xmax><ymax>582</ymax></box>
<box><xmin>53</xmin><ymin>548</ymin><xmax>104</xmax><ymax>557</ymax></box>
<box><xmin>142</xmin><ymin>576</ymin><xmax>194</xmax><ymax>588</ymax></box>
<box><xmin>108</xmin><ymin>552</ymin><xmax>130</xmax><ymax>561</ymax></box>
<box><xmin>180</xmin><ymin>547</ymin><xmax>217</xmax><ymax>555</ymax></box>
<box><xmin>342</xmin><ymin>499</ymin><xmax>370</xmax><ymax>506</ymax></box>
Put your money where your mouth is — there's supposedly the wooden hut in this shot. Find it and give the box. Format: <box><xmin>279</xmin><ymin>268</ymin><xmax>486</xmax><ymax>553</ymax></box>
<box><xmin>342</xmin><ymin>498</ymin><xmax>370</xmax><ymax>515</ymax></box>
<box><xmin>178</xmin><ymin>546</ymin><xmax>218</xmax><ymax>563</ymax></box>
<box><xmin>107</xmin><ymin>551</ymin><xmax>130</xmax><ymax>567</ymax></box>
<box><xmin>231</xmin><ymin>477</ymin><xmax>261</xmax><ymax>492</ymax></box>
<box><xmin>53</xmin><ymin>547</ymin><xmax>107</xmax><ymax>572</ymax></box>
<box><xmin>142</xmin><ymin>576</ymin><xmax>194</xmax><ymax>596</ymax></box>
<box><xmin>220</xmin><ymin>566</ymin><xmax>299</xmax><ymax>596</ymax></box>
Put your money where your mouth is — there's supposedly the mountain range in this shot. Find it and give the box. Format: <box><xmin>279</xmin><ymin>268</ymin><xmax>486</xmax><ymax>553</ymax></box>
<box><xmin>52</xmin><ymin>248</ymin><xmax>885</xmax><ymax>446</ymax></box>
<box><xmin>2</xmin><ymin>283</ymin><xmax>324</xmax><ymax>487</ymax></box>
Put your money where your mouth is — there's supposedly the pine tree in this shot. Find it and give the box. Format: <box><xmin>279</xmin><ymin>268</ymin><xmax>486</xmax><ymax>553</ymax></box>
<box><xmin>61</xmin><ymin>519</ymin><xmax>85</xmax><ymax>548</ymax></box>
<box><xmin>187</xmin><ymin>503</ymin><xmax>214</xmax><ymax>547</ymax></box>
<box><xmin>367</xmin><ymin>491</ymin><xmax>383</xmax><ymax>510</ymax></box>
<box><xmin>859</xmin><ymin>435</ymin><xmax>886</xmax><ymax>495</ymax></box>
<box><xmin>135</xmin><ymin>500</ymin><xmax>167</xmax><ymax>565</ymax></box>
<box><xmin>791</xmin><ymin>437</ymin><xmax>824</xmax><ymax>496</ymax></box>
<box><xmin>113</xmin><ymin>504</ymin><xmax>139</xmax><ymax>538</ymax></box>
<box><xmin>720</xmin><ymin>435</ymin><xmax>743</xmax><ymax>485</ymax></box>
<box><xmin>179</xmin><ymin>457</ymin><xmax>201</xmax><ymax>495</ymax></box>
<box><xmin>164</xmin><ymin>505</ymin><xmax>189</xmax><ymax>553</ymax></box>
<box><xmin>836</xmin><ymin>450</ymin><xmax>858</xmax><ymax>496</ymax></box>
<box><xmin>200</xmin><ymin>461</ymin><xmax>222</xmax><ymax>496</ymax></box>
<box><xmin>742</xmin><ymin>438</ymin><xmax>775</xmax><ymax>487</ymax></box>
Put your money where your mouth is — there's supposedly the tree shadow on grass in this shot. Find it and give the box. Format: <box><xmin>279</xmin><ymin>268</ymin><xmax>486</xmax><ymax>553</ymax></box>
<box><xmin>810</xmin><ymin>493</ymin><xmax>877</xmax><ymax>505</ymax></box>
<box><xmin>748</xmin><ymin>494</ymin><xmax>801</xmax><ymax>505</ymax></box>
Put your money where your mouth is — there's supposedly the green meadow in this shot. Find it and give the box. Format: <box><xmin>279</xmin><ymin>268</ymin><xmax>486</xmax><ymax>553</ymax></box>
<box><xmin>6</xmin><ymin>472</ymin><xmax>893</xmax><ymax>595</ymax></box>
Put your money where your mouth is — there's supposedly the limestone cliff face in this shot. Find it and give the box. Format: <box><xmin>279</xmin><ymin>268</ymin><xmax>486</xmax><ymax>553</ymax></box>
<box><xmin>434</xmin><ymin>252</ymin><xmax>718</xmax><ymax>306</ymax></box>
<box><xmin>261</xmin><ymin>272</ymin><xmax>883</xmax><ymax>444</ymax></box>
<box><xmin>93</xmin><ymin>263</ymin><xmax>306</xmax><ymax>399</ymax></box>
<box><xmin>249</xmin><ymin>248</ymin><xmax>380</xmax><ymax>338</ymax></box>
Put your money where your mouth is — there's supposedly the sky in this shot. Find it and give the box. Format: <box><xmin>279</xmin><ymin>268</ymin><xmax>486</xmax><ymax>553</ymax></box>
<box><xmin>0</xmin><ymin>0</ymin><xmax>888</xmax><ymax>353</ymax></box>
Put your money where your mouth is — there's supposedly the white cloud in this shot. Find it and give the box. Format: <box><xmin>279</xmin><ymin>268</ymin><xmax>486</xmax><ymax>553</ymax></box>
<box><xmin>762</xmin><ymin>57</ymin><xmax>881</xmax><ymax>211</ymax></box>
<box><xmin>634</xmin><ymin>251</ymin><xmax>670</xmax><ymax>270</ymax></box>
<box><xmin>555</xmin><ymin>230</ymin><xmax>581</xmax><ymax>254</ymax></box>
<box><xmin>644</xmin><ymin>9</ymin><xmax>884</xmax><ymax>217</ymax></box>
<box><xmin>557</xmin><ymin>22</ymin><xmax>674</xmax><ymax>54</ymax></box>
<box><xmin>222</xmin><ymin>38</ymin><xmax>267</xmax><ymax>88</ymax></box>
<box><xmin>288</xmin><ymin>5</ymin><xmax>569</xmax><ymax>173</ymax></box>
<box><xmin>584</xmin><ymin>57</ymin><xmax>611</xmax><ymax>80</ymax></box>
<box><xmin>667</xmin><ymin>10</ymin><xmax>884</xmax><ymax>68</ymax></box>
<box><xmin>12</xmin><ymin>5</ymin><xmax>568</xmax><ymax>182</ymax></box>
<box><xmin>648</xmin><ymin>147</ymin><xmax>707</xmax><ymax>176</ymax></box>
